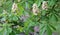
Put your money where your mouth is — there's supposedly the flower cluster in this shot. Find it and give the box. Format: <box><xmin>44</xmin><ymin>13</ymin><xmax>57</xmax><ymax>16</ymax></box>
<box><xmin>42</xmin><ymin>1</ymin><xmax>48</xmax><ymax>10</ymax></box>
<box><xmin>32</xmin><ymin>3</ymin><xmax>39</xmax><ymax>15</ymax></box>
<box><xmin>12</xmin><ymin>3</ymin><xmax>17</xmax><ymax>12</ymax></box>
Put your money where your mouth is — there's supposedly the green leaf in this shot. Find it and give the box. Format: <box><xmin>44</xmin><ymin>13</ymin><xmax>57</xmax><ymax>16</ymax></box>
<box><xmin>42</xmin><ymin>10</ymin><xmax>46</xmax><ymax>16</ymax></box>
<box><xmin>49</xmin><ymin>24</ymin><xmax>56</xmax><ymax>31</ymax></box>
<box><xmin>17</xmin><ymin>3</ymin><xmax>24</xmax><ymax>16</ymax></box>
<box><xmin>0</xmin><ymin>7</ymin><xmax>3</xmax><ymax>13</ymax></box>
<box><xmin>35</xmin><ymin>0</ymin><xmax>43</xmax><ymax>7</ymax></box>
<box><xmin>13</xmin><ymin>16</ymin><xmax>18</xmax><ymax>21</ymax></box>
<box><xmin>49</xmin><ymin>14</ymin><xmax>57</xmax><ymax>23</ymax></box>
<box><xmin>48</xmin><ymin>0</ymin><xmax>56</xmax><ymax>6</ymax></box>
<box><xmin>40</xmin><ymin>25</ymin><xmax>46</xmax><ymax>35</ymax></box>
<box><xmin>39</xmin><ymin>23</ymin><xmax>46</xmax><ymax>35</ymax></box>
<box><xmin>46</xmin><ymin>25</ymin><xmax>52</xmax><ymax>35</ymax></box>
<box><xmin>0</xmin><ymin>23</ymin><xmax>12</xmax><ymax>35</ymax></box>
<box><xmin>40</xmin><ymin>24</ymin><xmax>45</xmax><ymax>30</ymax></box>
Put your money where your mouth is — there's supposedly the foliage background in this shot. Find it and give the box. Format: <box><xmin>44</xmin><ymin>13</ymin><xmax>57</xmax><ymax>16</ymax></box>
<box><xmin>0</xmin><ymin>0</ymin><xmax>60</xmax><ymax>35</ymax></box>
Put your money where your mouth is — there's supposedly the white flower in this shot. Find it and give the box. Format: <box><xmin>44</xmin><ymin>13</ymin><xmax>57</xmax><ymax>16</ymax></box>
<box><xmin>32</xmin><ymin>3</ymin><xmax>39</xmax><ymax>15</ymax></box>
<box><xmin>12</xmin><ymin>3</ymin><xmax>17</xmax><ymax>12</ymax></box>
<box><xmin>42</xmin><ymin>1</ymin><xmax>48</xmax><ymax>10</ymax></box>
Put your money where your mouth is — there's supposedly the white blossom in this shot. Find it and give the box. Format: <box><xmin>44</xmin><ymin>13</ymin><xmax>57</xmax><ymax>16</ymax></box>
<box><xmin>32</xmin><ymin>3</ymin><xmax>39</xmax><ymax>15</ymax></box>
<box><xmin>42</xmin><ymin>1</ymin><xmax>48</xmax><ymax>10</ymax></box>
<box><xmin>12</xmin><ymin>3</ymin><xmax>17</xmax><ymax>12</ymax></box>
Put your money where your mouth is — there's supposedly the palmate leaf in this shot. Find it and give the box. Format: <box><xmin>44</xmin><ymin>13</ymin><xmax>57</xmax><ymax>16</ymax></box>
<box><xmin>46</xmin><ymin>23</ymin><xmax>56</xmax><ymax>35</ymax></box>
<box><xmin>39</xmin><ymin>23</ymin><xmax>53</xmax><ymax>35</ymax></box>
<box><xmin>48</xmin><ymin>0</ymin><xmax>56</xmax><ymax>6</ymax></box>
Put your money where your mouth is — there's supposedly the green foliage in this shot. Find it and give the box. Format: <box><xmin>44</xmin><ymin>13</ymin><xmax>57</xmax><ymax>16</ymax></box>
<box><xmin>0</xmin><ymin>23</ymin><xmax>12</xmax><ymax>35</ymax></box>
<box><xmin>0</xmin><ymin>0</ymin><xmax>60</xmax><ymax>35</ymax></box>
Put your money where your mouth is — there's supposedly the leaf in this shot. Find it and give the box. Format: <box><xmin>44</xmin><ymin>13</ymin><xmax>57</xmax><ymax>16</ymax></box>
<box><xmin>0</xmin><ymin>23</ymin><xmax>12</xmax><ymax>35</ymax></box>
<box><xmin>48</xmin><ymin>0</ymin><xmax>56</xmax><ymax>6</ymax></box>
<box><xmin>39</xmin><ymin>23</ymin><xmax>46</xmax><ymax>35</ymax></box>
<box><xmin>3</xmin><ymin>1</ymin><xmax>12</xmax><ymax>12</ymax></box>
<box><xmin>8</xmin><ymin>14</ymin><xmax>18</xmax><ymax>22</ymax></box>
<box><xmin>42</xmin><ymin>10</ymin><xmax>46</xmax><ymax>16</ymax></box>
<box><xmin>13</xmin><ymin>16</ymin><xmax>18</xmax><ymax>21</ymax></box>
<box><xmin>25</xmin><ymin>2</ymin><xmax>30</xmax><ymax>10</ymax></box>
<box><xmin>49</xmin><ymin>24</ymin><xmax>56</xmax><ymax>31</ymax></box>
<box><xmin>35</xmin><ymin>0</ymin><xmax>43</xmax><ymax>7</ymax></box>
<box><xmin>17</xmin><ymin>3</ymin><xmax>24</xmax><ymax>16</ymax></box>
<box><xmin>40</xmin><ymin>24</ymin><xmax>45</xmax><ymax>30</ymax></box>
<box><xmin>0</xmin><ymin>7</ymin><xmax>3</xmax><ymax>13</ymax></box>
<box><xmin>40</xmin><ymin>25</ymin><xmax>46</xmax><ymax>35</ymax></box>
<box><xmin>49</xmin><ymin>14</ymin><xmax>57</xmax><ymax>23</ymax></box>
<box><xmin>46</xmin><ymin>25</ymin><xmax>52</xmax><ymax>35</ymax></box>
